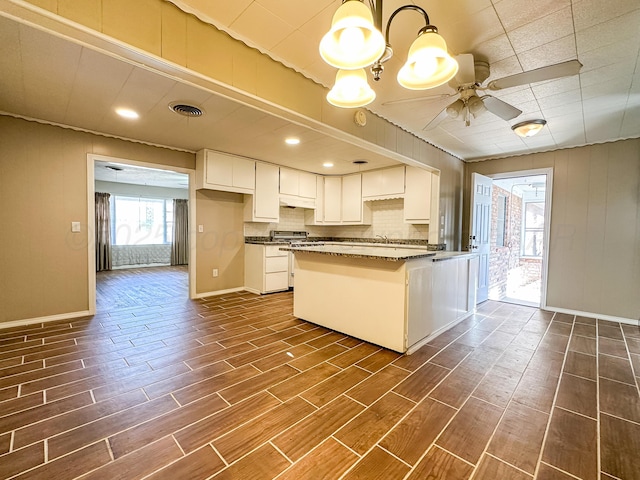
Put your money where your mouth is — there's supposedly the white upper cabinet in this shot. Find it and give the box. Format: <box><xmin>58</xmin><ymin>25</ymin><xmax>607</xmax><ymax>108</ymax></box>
<box><xmin>298</xmin><ymin>171</ymin><xmax>317</xmax><ymax>199</ymax></box>
<box><xmin>195</xmin><ymin>149</ymin><xmax>255</xmax><ymax>194</ymax></box>
<box><xmin>323</xmin><ymin>176</ymin><xmax>342</xmax><ymax>223</ymax></box>
<box><xmin>362</xmin><ymin>166</ymin><xmax>405</xmax><ymax>200</ymax></box>
<box><xmin>279</xmin><ymin>167</ymin><xmax>298</xmax><ymax>196</ymax></box>
<box><xmin>245</xmin><ymin>162</ymin><xmax>279</xmax><ymax>223</ymax></box>
<box><xmin>306</xmin><ymin>174</ymin><xmax>371</xmax><ymax>225</ymax></box>
<box><xmin>342</xmin><ymin>174</ymin><xmax>365</xmax><ymax>223</ymax></box>
<box><xmin>279</xmin><ymin>167</ymin><xmax>317</xmax><ymax>208</ymax></box>
<box><xmin>279</xmin><ymin>168</ymin><xmax>317</xmax><ymax>199</ymax></box>
<box><xmin>404</xmin><ymin>166</ymin><xmax>439</xmax><ymax>225</ymax></box>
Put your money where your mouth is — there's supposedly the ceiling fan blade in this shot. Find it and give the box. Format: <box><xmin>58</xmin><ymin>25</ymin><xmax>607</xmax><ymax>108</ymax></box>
<box><xmin>382</xmin><ymin>94</ymin><xmax>454</xmax><ymax>106</ymax></box>
<box><xmin>423</xmin><ymin>108</ymin><xmax>448</xmax><ymax>131</ymax></box>
<box><xmin>486</xmin><ymin>59</ymin><xmax>583</xmax><ymax>91</ymax></box>
<box><xmin>454</xmin><ymin>53</ymin><xmax>476</xmax><ymax>85</ymax></box>
<box><xmin>482</xmin><ymin>96</ymin><xmax>522</xmax><ymax>120</ymax></box>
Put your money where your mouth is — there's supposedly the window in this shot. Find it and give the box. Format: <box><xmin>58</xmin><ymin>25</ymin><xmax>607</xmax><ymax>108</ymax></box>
<box><xmin>111</xmin><ymin>196</ymin><xmax>174</xmax><ymax>245</ymax></box>
<box><xmin>522</xmin><ymin>201</ymin><xmax>544</xmax><ymax>257</ymax></box>
<box><xmin>496</xmin><ymin>195</ymin><xmax>507</xmax><ymax>247</ymax></box>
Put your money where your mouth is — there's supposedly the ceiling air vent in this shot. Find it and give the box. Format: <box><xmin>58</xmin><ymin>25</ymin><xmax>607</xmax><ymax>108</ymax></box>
<box><xmin>352</xmin><ymin>160</ymin><xmax>369</xmax><ymax>165</ymax></box>
<box><xmin>169</xmin><ymin>102</ymin><xmax>204</xmax><ymax>117</ymax></box>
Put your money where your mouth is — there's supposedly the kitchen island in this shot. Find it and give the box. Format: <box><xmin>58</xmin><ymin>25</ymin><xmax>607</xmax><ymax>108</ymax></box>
<box><xmin>281</xmin><ymin>243</ymin><xmax>478</xmax><ymax>353</ymax></box>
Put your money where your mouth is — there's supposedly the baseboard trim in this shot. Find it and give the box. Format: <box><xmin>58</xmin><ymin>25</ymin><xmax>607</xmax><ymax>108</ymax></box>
<box><xmin>193</xmin><ymin>287</ymin><xmax>246</xmax><ymax>299</ymax></box>
<box><xmin>0</xmin><ymin>310</ymin><xmax>93</xmax><ymax>330</ymax></box>
<box><xmin>545</xmin><ymin>305</ymin><xmax>640</xmax><ymax>326</ymax></box>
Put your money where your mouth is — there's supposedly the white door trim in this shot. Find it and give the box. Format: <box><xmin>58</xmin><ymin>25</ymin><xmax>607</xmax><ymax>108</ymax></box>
<box><xmin>488</xmin><ymin>167</ymin><xmax>553</xmax><ymax>309</ymax></box>
<box><xmin>86</xmin><ymin>154</ymin><xmax>197</xmax><ymax>315</ymax></box>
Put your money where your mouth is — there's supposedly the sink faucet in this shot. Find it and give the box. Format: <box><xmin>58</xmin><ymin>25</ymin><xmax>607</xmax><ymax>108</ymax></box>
<box><xmin>376</xmin><ymin>235</ymin><xmax>389</xmax><ymax>244</ymax></box>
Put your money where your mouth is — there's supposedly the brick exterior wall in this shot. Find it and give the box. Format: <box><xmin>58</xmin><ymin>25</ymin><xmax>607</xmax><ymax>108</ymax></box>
<box><xmin>488</xmin><ymin>185</ymin><xmax>522</xmax><ymax>299</ymax></box>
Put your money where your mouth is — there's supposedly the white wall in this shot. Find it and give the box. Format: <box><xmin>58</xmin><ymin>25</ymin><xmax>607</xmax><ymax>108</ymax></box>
<box><xmin>465</xmin><ymin>139</ymin><xmax>640</xmax><ymax>321</ymax></box>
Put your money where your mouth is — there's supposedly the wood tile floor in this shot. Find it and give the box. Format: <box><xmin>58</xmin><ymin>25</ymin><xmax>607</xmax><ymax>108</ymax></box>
<box><xmin>1</xmin><ymin>266</ymin><xmax>639</xmax><ymax>479</ymax></box>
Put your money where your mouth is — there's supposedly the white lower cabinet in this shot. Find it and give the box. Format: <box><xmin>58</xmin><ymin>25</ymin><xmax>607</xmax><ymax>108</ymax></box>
<box><xmin>406</xmin><ymin>255</ymin><xmax>478</xmax><ymax>350</ymax></box>
<box><xmin>244</xmin><ymin>244</ymin><xmax>289</xmax><ymax>294</ymax></box>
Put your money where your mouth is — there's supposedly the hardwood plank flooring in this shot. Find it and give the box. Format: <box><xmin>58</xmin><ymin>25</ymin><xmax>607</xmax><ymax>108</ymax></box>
<box><xmin>0</xmin><ymin>265</ymin><xmax>638</xmax><ymax>479</ymax></box>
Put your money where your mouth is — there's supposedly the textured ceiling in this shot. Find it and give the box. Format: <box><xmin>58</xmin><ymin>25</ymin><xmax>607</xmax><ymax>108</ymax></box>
<box><xmin>169</xmin><ymin>0</ymin><xmax>640</xmax><ymax>161</ymax></box>
<box><xmin>0</xmin><ymin>0</ymin><xmax>638</xmax><ymax>169</ymax></box>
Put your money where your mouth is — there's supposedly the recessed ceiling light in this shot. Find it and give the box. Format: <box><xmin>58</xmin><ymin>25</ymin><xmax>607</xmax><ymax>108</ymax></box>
<box><xmin>285</xmin><ymin>137</ymin><xmax>300</xmax><ymax>145</ymax></box>
<box><xmin>323</xmin><ymin>162</ymin><xmax>334</xmax><ymax>168</ymax></box>
<box><xmin>116</xmin><ymin>108</ymin><xmax>139</xmax><ymax>119</ymax></box>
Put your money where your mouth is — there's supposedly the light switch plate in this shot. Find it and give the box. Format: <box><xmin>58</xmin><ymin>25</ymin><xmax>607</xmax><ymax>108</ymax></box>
<box><xmin>198</xmin><ymin>225</ymin><xmax>204</xmax><ymax>233</ymax></box>
<box><xmin>71</xmin><ymin>221</ymin><xmax>81</xmax><ymax>233</ymax></box>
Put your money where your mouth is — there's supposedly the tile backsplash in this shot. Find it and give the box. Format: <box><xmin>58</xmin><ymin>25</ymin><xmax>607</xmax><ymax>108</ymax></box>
<box><xmin>244</xmin><ymin>198</ymin><xmax>429</xmax><ymax>240</ymax></box>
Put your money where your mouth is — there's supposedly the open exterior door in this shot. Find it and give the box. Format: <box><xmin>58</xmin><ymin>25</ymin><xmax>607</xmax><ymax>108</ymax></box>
<box><xmin>470</xmin><ymin>173</ymin><xmax>493</xmax><ymax>303</ymax></box>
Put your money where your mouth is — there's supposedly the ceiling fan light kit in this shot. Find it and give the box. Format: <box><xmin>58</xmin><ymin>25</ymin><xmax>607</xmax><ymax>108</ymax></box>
<box><xmin>320</xmin><ymin>0</ymin><xmax>459</xmax><ymax>107</ymax></box>
<box><xmin>512</xmin><ymin>119</ymin><xmax>547</xmax><ymax>137</ymax></box>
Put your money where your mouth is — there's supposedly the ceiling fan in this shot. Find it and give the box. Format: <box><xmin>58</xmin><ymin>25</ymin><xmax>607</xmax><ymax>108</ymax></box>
<box><xmin>383</xmin><ymin>54</ymin><xmax>582</xmax><ymax>130</ymax></box>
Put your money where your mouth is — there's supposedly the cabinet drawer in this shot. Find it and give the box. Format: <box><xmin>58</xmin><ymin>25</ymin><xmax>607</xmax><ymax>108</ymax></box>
<box><xmin>265</xmin><ymin>255</ymin><xmax>289</xmax><ymax>273</ymax></box>
<box><xmin>265</xmin><ymin>272</ymin><xmax>288</xmax><ymax>292</ymax></box>
<box><xmin>265</xmin><ymin>245</ymin><xmax>288</xmax><ymax>257</ymax></box>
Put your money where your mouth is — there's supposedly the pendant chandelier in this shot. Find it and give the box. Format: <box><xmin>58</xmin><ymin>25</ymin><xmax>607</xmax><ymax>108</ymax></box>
<box><xmin>320</xmin><ymin>0</ymin><xmax>459</xmax><ymax>108</ymax></box>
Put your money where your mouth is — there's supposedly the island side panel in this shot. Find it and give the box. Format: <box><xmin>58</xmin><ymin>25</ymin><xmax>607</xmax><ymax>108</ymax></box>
<box><xmin>292</xmin><ymin>253</ymin><xmax>407</xmax><ymax>352</ymax></box>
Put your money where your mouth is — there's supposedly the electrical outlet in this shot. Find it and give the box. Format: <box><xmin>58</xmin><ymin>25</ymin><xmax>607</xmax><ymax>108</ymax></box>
<box><xmin>212</xmin><ymin>268</ymin><xmax>219</xmax><ymax>277</ymax></box>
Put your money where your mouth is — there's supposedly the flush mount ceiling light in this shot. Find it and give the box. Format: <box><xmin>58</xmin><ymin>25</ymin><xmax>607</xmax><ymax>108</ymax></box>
<box><xmin>285</xmin><ymin>137</ymin><xmax>300</xmax><ymax>145</ymax></box>
<box><xmin>320</xmin><ymin>0</ymin><xmax>458</xmax><ymax>108</ymax></box>
<box><xmin>115</xmin><ymin>108</ymin><xmax>139</xmax><ymax>119</ymax></box>
<box><xmin>323</xmin><ymin>162</ymin><xmax>334</xmax><ymax>168</ymax></box>
<box><xmin>512</xmin><ymin>119</ymin><xmax>547</xmax><ymax>137</ymax></box>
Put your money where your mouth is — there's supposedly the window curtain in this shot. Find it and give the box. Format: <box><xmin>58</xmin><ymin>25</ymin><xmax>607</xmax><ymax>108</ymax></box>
<box><xmin>171</xmin><ymin>199</ymin><xmax>189</xmax><ymax>266</ymax></box>
<box><xmin>95</xmin><ymin>192</ymin><xmax>112</xmax><ymax>271</ymax></box>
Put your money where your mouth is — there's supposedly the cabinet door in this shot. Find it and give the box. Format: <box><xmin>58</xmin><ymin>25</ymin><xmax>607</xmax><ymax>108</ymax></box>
<box><xmin>362</xmin><ymin>170</ymin><xmax>382</xmax><ymax>198</ymax></box>
<box><xmin>404</xmin><ymin>166</ymin><xmax>432</xmax><ymax>223</ymax></box>
<box><xmin>382</xmin><ymin>166</ymin><xmax>405</xmax><ymax>195</ymax></box>
<box><xmin>265</xmin><ymin>272</ymin><xmax>288</xmax><ymax>292</ymax></box>
<box><xmin>254</xmin><ymin>163</ymin><xmax>279</xmax><ymax>221</ymax></box>
<box><xmin>323</xmin><ymin>177</ymin><xmax>342</xmax><ymax>223</ymax></box>
<box><xmin>279</xmin><ymin>167</ymin><xmax>298</xmax><ymax>196</ymax></box>
<box><xmin>206</xmin><ymin>151</ymin><xmax>233</xmax><ymax>186</ymax></box>
<box><xmin>233</xmin><ymin>157</ymin><xmax>256</xmax><ymax>190</ymax></box>
<box><xmin>341</xmin><ymin>174</ymin><xmax>362</xmax><ymax>222</ymax></box>
<box><xmin>298</xmin><ymin>171</ymin><xmax>317</xmax><ymax>199</ymax></box>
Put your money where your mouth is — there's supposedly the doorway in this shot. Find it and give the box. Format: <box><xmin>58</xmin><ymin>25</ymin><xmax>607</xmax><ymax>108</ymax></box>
<box><xmin>87</xmin><ymin>155</ymin><xmax>196</xmax><ymax>315</ymax></box>
<box><xmin>488</xmin><ymin>171</ymin><xmax>552</xmax><ymax>307</ymax></box>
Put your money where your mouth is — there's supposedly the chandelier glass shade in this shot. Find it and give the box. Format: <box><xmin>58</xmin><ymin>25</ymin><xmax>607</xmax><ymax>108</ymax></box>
<box><xmin>397</xmin><ymin>29</ymin><xmax>459</xmax><ymax>90</ymax></box>
<box><xmin>320</xmin><ymin>1</ymin><xmax>459</xmax><ymax>108</ymax></box>
<box><xmin>326</xmin><ymin>68</ymin><xmax>376</xmax><ymax>108</ymax></box>
<box><xmin>319</xmin><ymin>0</ymin><xmax>386</xmax><ymax>70</ymax></box>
